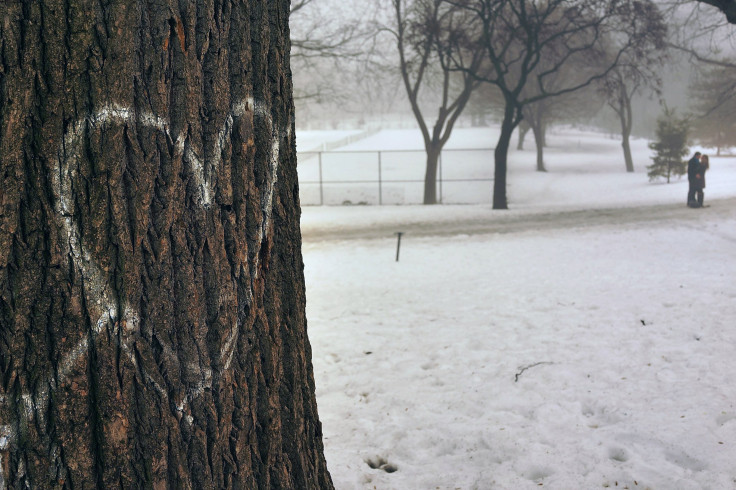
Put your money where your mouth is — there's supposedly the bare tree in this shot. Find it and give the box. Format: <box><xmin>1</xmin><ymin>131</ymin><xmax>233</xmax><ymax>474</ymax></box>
<box><xmin>599</xmin><ymin>31</ymin><xmax>667</xmax><ymax>173</ymax></box>
<box><xmin>290</xmin><ymin>0</ymin><xmax>374</xmax><ymax>105</ymax></box>
<box><xmin>0</xmin><ymin>1</ymin><xmax>332</xmax><ymax>488</ymax></box>
<box><xmin>291</xmin><ymin>0</ymin><xmax>363</xmax><ymax>60</ymax></box>
<box><xmin>658</xmin><ymin>0</ymin><xmax>735</xmax><ymax>150</ymax></box>
<box><xmin>519</xmin><ymin>64</ymin><xmax>604</xmax><ymax>172</ymax></box>
<box><xmin>602</xmin><ymin>68</ymin><xmax>642</xmax><ymax>172</ymax></box>
<box><xmin>446</xmin><ymin>0</ymin><xmax>667</xmax><ymax>209</ymax></box>
<box><xmin>388</xmin><ymin>0</ymin><xmax>484</xmax><ymax>204</ymax></box>
<box><xmin>466</xmin><ymin>63</ymin><xmax>603</xmax><ymax>171</ymax></box>
<box><xmin>689</xmin><ymin>64</ymin><xmax>736</xmax><ymax>153</ymax></box>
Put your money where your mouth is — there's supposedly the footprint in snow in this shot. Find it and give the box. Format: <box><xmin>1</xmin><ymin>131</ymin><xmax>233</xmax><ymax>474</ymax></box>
<box><xmin>608</xmin><ymin>446</ymin><xmax>629</xmax><ymax>463</ymax></box>
<box><xmin>365</xmin><ymin>456</ymin><xmax>398</xmax><ymax>473</ymax></box>
<box><xmin>716</xmin><ymin>413</ymin><xmax>736</xmax><ymax>426</ymax></box>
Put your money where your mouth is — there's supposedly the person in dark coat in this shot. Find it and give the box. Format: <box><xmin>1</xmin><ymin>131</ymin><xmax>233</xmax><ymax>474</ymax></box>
<box><xmin>696</xmin><ymin>154</ymin><xmax>709</xmax><ymax>206</ymax></box>
<box><xmin>687</xmin><ymin>152</ymin><xmax>702</xmax><ymax>207</ymax></box>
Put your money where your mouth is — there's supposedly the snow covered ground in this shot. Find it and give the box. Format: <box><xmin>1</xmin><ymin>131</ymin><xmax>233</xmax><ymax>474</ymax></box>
<box><xmin>296</xmin><ymin>127</ymin><xmax>736</xmax><ymax>207</ymax></box>
<box><xmin>299</xmin><ymin>128</ymin><xmax>736</xmax><ymax>489</ymax></box>
<box><xmin>296</xmin><ymin>129</ymin><xmax>367</xmax><ymax>152</ymax></box>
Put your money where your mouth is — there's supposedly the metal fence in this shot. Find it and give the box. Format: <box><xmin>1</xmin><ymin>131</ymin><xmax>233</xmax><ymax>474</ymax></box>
<box><xmin>297</xmin><ymin>148</ymin><xmax>495</xmax><ymax>205</ymax></box>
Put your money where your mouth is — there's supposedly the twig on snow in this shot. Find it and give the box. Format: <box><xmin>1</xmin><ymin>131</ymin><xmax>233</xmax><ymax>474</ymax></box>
<box><xmin>514</xmin><ymin>362</ymin><xmax>554</xmax><ymax>382</ymax></box>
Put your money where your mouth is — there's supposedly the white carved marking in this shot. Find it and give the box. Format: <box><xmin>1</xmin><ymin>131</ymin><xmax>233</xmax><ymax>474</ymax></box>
<box><xmin>221</xmin><ymin>322</ymin><xmax>239</xmax><ymax>372</ymax></box>
<box><xmin>250</xmin><ymin>98</ymin><xmax>293</xmax><ymax>279</ymax></box>
<box><xmin>183</xmin><ymin>145</ymin><xmax>212</xmax><ymax>207</ymax></box>
<box><xmin>0</xmin><ymin>425</ymin><xmax>12</xmax><ymax>451</ymax></box>
<box><xmin>1</xmin><ymin>97</ymin><xmax>289</xmax><ymax>457</ymax></box>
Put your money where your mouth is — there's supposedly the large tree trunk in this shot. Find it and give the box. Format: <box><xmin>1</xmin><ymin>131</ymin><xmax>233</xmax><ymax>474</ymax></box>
<box><xmin>492</xmin><ymin>103</ymin><xmax>519</xmax><ymax>210</ymax></box>
<box><xmin>0</xmin><ymin>1</ymin><xmax>332</xmax><ymax>489</ymax></box>
<box><xmin>618</xmin><ymin>90</ymin><xmax>635</xmax><ymax>173</ymax></box>
<box><xmin>619</xmin><ymin>93</ymin><xmax>634</xmax><ymax>172</ymax></box>
<box><xmin>423</xmin><ymin>147</ymin><xmax>441</xmax><ymax>205</ymax></box>
<box><xmin>622</xmin><ymin>134</ymin><xmax>634</xmax><ymax>173</ymax></box>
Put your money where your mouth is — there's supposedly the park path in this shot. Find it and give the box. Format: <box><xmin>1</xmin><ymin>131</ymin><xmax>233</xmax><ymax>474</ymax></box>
<box><xmin>300</xmin><ymin>197</ymin><xmax>736</xmax><ymax>242</ymax></box>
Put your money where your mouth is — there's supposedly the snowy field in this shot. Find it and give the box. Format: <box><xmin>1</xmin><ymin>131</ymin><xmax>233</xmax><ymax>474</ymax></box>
<box><xmin>296</xmin><ymin>127</ymin><xmax>736</xmax><ymax>207</ymax></box>
<box><xmin>297</xmin><ymin>129</ymin><xmax>366</xmax><ymax>152</ymax></box>
<box><xmin>299</xmin><ymin>127</ymin><xmax>736</xmax><ymax>489</ymax></box>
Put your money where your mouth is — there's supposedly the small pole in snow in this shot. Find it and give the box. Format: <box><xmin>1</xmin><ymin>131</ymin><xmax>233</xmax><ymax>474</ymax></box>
<box><xmin>395</xmin><ymin>232</ymin><xmax>403</xmax><ymax>262</ymax></box>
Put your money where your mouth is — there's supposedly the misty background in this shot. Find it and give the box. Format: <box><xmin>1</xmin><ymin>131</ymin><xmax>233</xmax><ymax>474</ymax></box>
<box><xmin>289</xmin><ymin>0</ymin><xmax>735</xmax><ymax>142</ymax></box>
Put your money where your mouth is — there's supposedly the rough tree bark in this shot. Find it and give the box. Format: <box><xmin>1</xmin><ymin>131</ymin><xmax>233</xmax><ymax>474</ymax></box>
<box><xmin>0</xmin><ymin>1</ymin><xmax>333</xmax><ymax>488</ymax></box>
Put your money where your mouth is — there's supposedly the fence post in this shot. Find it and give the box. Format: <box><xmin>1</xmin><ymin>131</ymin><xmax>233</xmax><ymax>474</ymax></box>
<box><xmin>318</xmin><ymin>151</ymin><xmax>324</xmax><ymax>206</ymax></box>
<box><xmin>378</xmin><ymin>151</ymin><xmax>383</xmax><ymax>205</ymax></box>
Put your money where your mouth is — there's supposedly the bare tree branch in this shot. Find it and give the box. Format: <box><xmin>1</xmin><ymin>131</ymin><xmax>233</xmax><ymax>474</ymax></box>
<box><xmin>696</xmin><ymin>0</ymin><xmax>736</xmax><ymax>23</ymax></box>
<box><xmin>666</xmin><ymin>41</ymin><xmax>736</xmax><ymax>68</ymax></box>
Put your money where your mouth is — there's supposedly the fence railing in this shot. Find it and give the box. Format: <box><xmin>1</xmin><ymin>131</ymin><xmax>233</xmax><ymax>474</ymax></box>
<box><xmin>297</xmin><ymin>148</ymin><xmax>495</xmax><ymax>205</ymax></box>
<box><xmin>315</xmin><ymin>128</ymin><xmax>381</xmax><ymax>152</ymax></box>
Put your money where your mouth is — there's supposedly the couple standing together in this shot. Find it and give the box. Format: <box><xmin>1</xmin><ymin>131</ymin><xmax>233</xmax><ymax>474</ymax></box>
<box><xmin>687</xmin><ymin>152</ymin><xmax>710</xmax><ymax>208</ymax></box>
